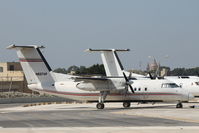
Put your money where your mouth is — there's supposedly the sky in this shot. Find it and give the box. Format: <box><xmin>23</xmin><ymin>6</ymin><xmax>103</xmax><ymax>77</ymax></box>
<box><xmin>0</xmin><ymin>0</ymin><xmax>198</xmax><ymax>70</ymax></box>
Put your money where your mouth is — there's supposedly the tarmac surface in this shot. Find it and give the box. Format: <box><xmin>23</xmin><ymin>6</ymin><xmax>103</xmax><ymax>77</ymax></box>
<box><xmin>0</xmin><ymin>102</ymin><xmax>199</xmax><ymax>132</ymax></box>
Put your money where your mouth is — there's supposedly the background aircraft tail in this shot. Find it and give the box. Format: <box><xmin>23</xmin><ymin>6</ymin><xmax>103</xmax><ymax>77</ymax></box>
<box><xmin>7</xmin><ymin>45</ymin><xmax>55</xmax><ymax>90</ymax></box>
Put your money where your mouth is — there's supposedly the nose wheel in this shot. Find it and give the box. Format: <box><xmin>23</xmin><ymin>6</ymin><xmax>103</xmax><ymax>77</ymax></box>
<box><xmin>176</xmin><ymin>102</ymin><xmax>183</xmax><ymax>108</ymax></box>
<box><xmin>123</xmin><ymin>102</ymin><xmax>131</xmax><ymax>108</ymax></box>
<box><xmin>96</xmin><ymin>103</ymin><xmax>105</xmax><ymax>109</ymax></box>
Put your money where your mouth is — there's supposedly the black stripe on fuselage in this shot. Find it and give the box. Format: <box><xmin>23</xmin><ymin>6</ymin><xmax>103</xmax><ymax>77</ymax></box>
<box><xmin>36</xmin><ymin>48</ymin><xmax>52</xmax><ymax>71</ymax></box>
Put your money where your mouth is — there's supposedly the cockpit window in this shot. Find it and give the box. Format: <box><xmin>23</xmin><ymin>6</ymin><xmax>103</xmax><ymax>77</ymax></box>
<box><xmin>195</xmin><ymin>82</ymin><xmax>199</xmax><ymax>86</ymax></box>
<box><xmin>162</xmin><ymin>83</ymin><xmax>179</xmax><ymax>88</ymax></box>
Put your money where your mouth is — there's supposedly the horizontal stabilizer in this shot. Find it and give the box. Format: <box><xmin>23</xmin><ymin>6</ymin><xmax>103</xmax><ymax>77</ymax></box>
<box><xmin>85</xmin><ymin>48</ymin><xmax>130</xmax><ymax>52</ymax></box>
<box><xmin>7</xmin><ymin>44</ymin><xmax>45</xmax><ymax>49</ymax></box>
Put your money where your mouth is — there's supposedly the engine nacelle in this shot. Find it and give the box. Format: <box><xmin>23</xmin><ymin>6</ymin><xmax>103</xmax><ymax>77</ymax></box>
<box><xmin>76</xmin><ymin>79</ymin><xmax>125</xmax><ymax>91</ymax></box>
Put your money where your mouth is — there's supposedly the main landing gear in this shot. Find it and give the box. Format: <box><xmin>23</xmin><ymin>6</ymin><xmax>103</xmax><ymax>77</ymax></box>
<box><xmin>176</xmin><ymin>102</ymin><xmax>183</xmax><ymax>108</ymax></box>
<box><xmin>96</xmin><ymin>103</ymin><xmax>105</xmax><ymax>109</ymax></box>
<box><xmin>96</xmin><ymin>91</ymin><xmax>108</xmax><ymax>109</ymax></box>
<box><xmin>123</xmin><ymin>101</ymin><xmax>131</xmax><ymax>108</ymax></box>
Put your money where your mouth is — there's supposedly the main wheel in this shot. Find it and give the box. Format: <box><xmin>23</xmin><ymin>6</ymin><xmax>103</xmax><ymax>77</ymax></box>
<box><xmin>176</xmin><ymin>103</ymin><xmax>183</xmax><ymax>108</ymax></box>
<box><xmin>96</xmin><ymin>103</ymin><xmax>105</xmax><ymax>109</ymax></box>
<box><xmin>123</xmin><ymin>102</ymin><xmax>131</xmax><ymax>108</ymax></box>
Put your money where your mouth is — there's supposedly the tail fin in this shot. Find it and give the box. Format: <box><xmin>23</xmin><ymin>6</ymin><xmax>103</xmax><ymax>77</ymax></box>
<box><xmin>86</xmin><ymin>49</ymin><xmax>129</xmax><ymax>76</ymax></box>
<box><xmin>7</xmin><ymin>45</ymin><xmax>55</xmax><ymax>89</ymax></box>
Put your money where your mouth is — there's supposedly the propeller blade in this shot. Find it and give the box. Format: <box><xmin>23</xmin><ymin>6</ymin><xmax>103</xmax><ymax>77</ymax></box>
<box><xmin>123</xmin><ymin>72</ymin><xmax>128</xmax><ymax>82</ymax></box>
<box><xmin>148</xmin><ymin>72</ymin><xmax>154</xmax><ymax>79</ymax></box>
<box><xmin>129</xmin><ymin>85</ymin><xmax>134</xmax><ymax>93</ymax></box>
<box><xmin>128</xmin><ymin>72</ymin><xmax>132</xmax><ymax>79</ymax></box>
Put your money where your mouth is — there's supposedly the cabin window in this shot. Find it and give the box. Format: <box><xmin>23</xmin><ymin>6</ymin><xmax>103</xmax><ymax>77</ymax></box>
<box><xmin>179</xmin><ymin>83</ymin><xmax>183</xmax><ymax>88</ymax></box>
<box><xmin>169</xmin><ymin>83</ymin><xmax>179</xmax><ymax>88</ymax></box>
<box><xmin>195</xmin><ymin>82</ymin><xmax>199</xmax><ymax>86</ymax></box>
<box><xmin>145</xmin><ymin>88</ymin><xmax>147</xmax><ymax>91</ymax></box>
<box><xmin>138</xmin><ymin>88</ymin><xmax>141</xmax><ymax>91</ymax></box>
<box><xmin>162</xmin><ymin>83</ymin><xmax>179</xmax><ymax>88</ymax></box>
<box><xmin>134</xmin><ymin>88</ymin><xmax>137</xmax><ymax>91</ymax></box>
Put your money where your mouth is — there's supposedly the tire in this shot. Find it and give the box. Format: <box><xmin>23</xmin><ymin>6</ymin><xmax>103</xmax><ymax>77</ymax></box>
<box><xmin>96</xmin><ymin>103</ymin><xmax>105</xmax><ymax>109</ymax></box>
<box><xmin>123</xmin><ymin>102</ymin><xmax>131</xmax><ymax>108</ymax></box>
<box><xmin>176</xmin><ymin>103</ymin><xmax>183</xmax><ymax>108</ymax></box>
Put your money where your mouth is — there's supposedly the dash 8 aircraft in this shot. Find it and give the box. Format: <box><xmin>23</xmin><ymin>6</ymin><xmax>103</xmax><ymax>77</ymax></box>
<box><xmin>7</xmin><ymin>45</ymin><xmax>193</xmax><ymax>109</ymax></box>
<box><xmin>88</xmin><ymin>48</ymin><xmax>199</xmax><ymax>98</ymax></box>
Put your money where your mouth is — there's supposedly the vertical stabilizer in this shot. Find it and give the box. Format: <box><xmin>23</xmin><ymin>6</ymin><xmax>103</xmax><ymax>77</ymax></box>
<box><xmin>86</xmin><ymin>49</ymin><xmax>129</xmax><ymax>76</ymax></box>
<box><xmin>7</xmin><ymin>45</ymin><xmax>55</xmax><ymax>90</ymax></box>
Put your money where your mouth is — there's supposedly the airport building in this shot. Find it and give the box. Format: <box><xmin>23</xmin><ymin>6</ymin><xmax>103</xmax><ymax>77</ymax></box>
<box><xmin>0</xmin><ymin>62</ymin><xmax>31</xmax><ymax>93</ymax></box>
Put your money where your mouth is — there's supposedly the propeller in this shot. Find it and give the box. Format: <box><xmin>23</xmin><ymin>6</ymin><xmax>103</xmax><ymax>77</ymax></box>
<box><xmin>148</xmin><ymin>72</ymin><xmax>157</xmax><ymax>79</ymax></box>
<box><xmin>148</xmin><ymin>72</ymin><xmax>154</xmax><ymax>79</ymax></box>
<box><xmin>128</xmin><ymin>72</ymin><xmax>132</xmax><ymax>79</ymax></box>
<box><xmin>123</xmin><ymin>72</ymin><xmax>134</xmax><ymax>93</ymax></box>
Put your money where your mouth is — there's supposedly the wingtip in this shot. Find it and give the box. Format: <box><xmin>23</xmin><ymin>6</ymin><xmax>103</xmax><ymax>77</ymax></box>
<box><xmin>7</xmin><ymin>44</ymin><xmax>15</xmax><ymax>49</ymax></box>
<box><xmin>84</xmin><ymin>48</ymin><xmax>92</xmax><ymax>52</ymax></box>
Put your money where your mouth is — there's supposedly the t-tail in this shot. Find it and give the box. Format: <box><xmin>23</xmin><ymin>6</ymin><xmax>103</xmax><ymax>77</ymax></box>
<box><xmin>86</xmin><ymin>48</ymin><xmax>145</xmax><ymax>78</ymax></box>
<box><xmin>86</xmin><ymin>49</ymin><xmax>129</xmax><ymax>76</ymax></box>
<box><xmin>7</xmin><ymin>45</ymin><xmax>55</xmax><ymax>91</ymax></box>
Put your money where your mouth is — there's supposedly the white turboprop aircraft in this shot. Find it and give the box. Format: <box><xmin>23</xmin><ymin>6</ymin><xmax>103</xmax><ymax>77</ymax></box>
<box><xmin>7</xmin><ymin>45</ymin><xmax>193</xmax><ymax>109</ymax></box>
<box><xmin>89</xmin><ymin>48</ymin><xmax>199</xmax><ymax>98</ymax></box>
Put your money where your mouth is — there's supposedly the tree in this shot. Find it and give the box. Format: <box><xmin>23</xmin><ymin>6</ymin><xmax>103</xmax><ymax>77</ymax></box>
<box><xmin>78</xmin><ymin>66</ymin><xmax>87</xmax><ymax>74</ymax></box>
<box><xmin>67</xmin><ymin>65</ymin><xmax>79</xmax><ymax>72</ymax></box>
<box><xmin>53</xmin><ymin>64</ymin><xmax>106</xmax><ymax>75</ymax></box>
<box><xmin>86</xmin><ymin>64</ymin><xmax>105</xmax><ymax>75</ymax></box>
<box><xmin>169</xmin><ymin>67</ymin><xmax>199</xmax><ymax>76</ymax></box>
<box><xmin>53</xmin><ymin>68</ymin><xmax>68</xmax><ymax>74</ymax></box>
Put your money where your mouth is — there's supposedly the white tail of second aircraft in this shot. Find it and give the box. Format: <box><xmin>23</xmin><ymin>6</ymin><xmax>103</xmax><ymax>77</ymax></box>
<box><xmin>7</xmin><ymin>45</ymin><xmax>55</xmax><ymax>90</ymax></box>
<box><xmin>86</xmin><ymin>49</ymin><xmax>129</xmax><ymax>76</ymax></box>
<box><xmin>86</xmin><ymin>48</ymin><xmax>146</xmax><ymax>78</ymax></box>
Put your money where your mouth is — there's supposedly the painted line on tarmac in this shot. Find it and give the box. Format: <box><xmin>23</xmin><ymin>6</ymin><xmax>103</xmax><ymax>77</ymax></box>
<box><xmin>113</xmin><ymin>111</ymin><xmax>199</xmax><ymax>124</ymax></box>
